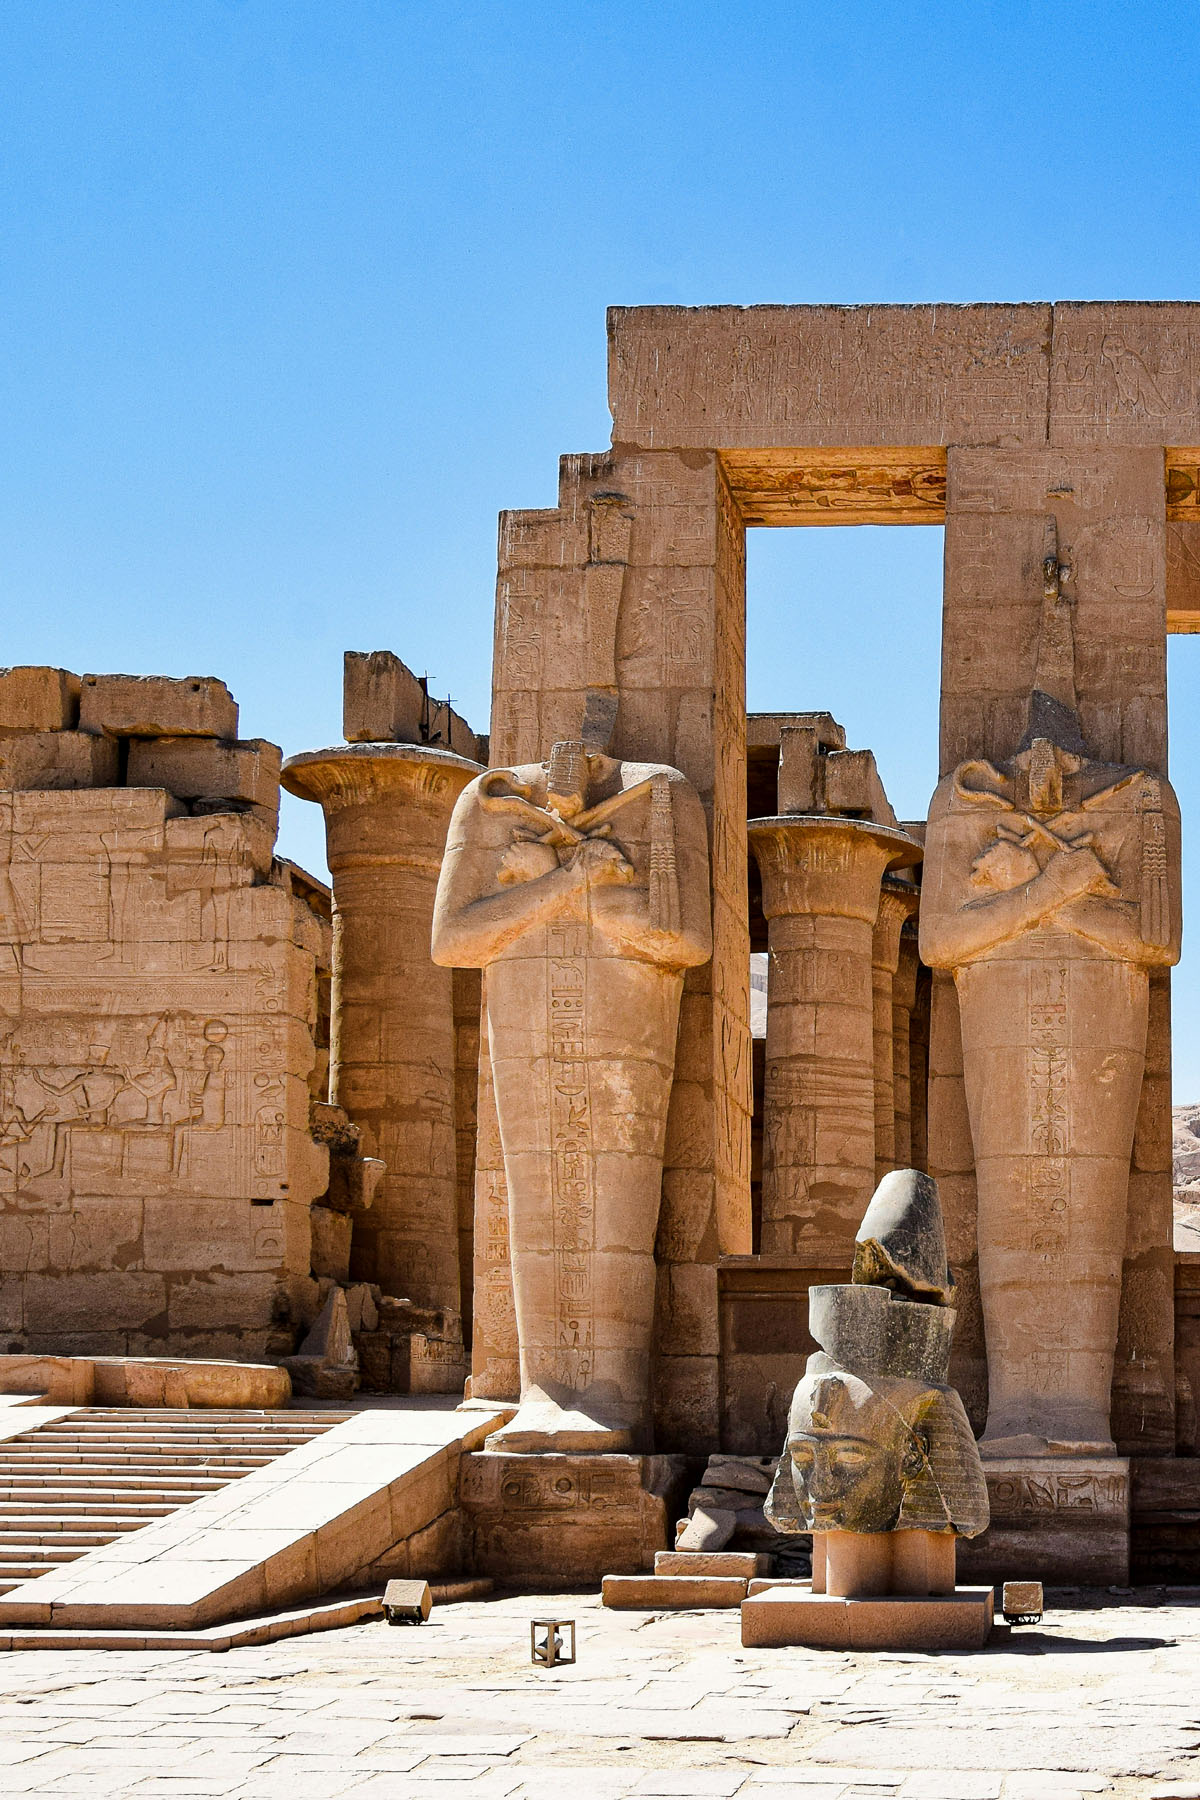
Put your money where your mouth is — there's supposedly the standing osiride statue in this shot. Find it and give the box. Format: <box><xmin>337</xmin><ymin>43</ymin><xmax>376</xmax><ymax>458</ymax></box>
<box><xmin>432</xmin><ymin>735</ymin><xmax>711</xmax><ymax>1453</ymax></box>
<box><xmin>920</xmin><ymin>540</ymin><xmax>1181</xmax><ymax>1456</ymax></box>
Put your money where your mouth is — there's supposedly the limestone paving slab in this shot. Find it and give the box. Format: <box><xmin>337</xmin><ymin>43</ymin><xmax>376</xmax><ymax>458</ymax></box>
<box><xmin>0</xmin><ymin>1588</ymin><xmax>1195</xmax><ymax>1796</ymax></box>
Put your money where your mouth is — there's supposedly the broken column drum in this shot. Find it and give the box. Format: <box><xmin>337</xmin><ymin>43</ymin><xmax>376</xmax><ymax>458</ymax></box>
<box><xmin>282</xmin><ymin>742</ymin><xmax>482</xmax><ymax>1340</ymax></box>
<box><xmin>432</xmin><ymin>739</ymin><xmax>711</xmax><ymax>1453</ymax></box>
<box><xmin>748</xmin><ymin>815</ymin><xmax>921</xmax><ymax>1265</ymax></box>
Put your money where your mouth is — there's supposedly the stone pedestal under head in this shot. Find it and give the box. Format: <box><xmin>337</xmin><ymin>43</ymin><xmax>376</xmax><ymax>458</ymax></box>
<box><xmin>747</xmin><ymin>1169</ymin><xmax>992</xmax><ymax>1650</ymax></box>
<box><xmin>432</xmin><ymin>737</ymin><xmax>711</xmax><ymax>1454</ymax></box>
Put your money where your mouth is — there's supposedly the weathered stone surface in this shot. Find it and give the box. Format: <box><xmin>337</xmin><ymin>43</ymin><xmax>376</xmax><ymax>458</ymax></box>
<box><xmin>434</xmin><ymin>741</ymin><xmax>711</xmax><ymax>1452</ymax></box>
<box><xmin>922</xmin><ymin>564</ymin><xmax>1181</xmax><ymax>1455</ymax></box>
<box><xmin>957</xmin><ymin>1456</ymin><xmax>1130</xmax><ymax>1587</ymax></box>
<box><xmin>0</xmin><ymin>772</ymin><xmax>327</xmax><ymax>1360</ymax></box>
<box><xmin>609</xmin><ymin>303</ymin><xmax>1052</xmax><ymax>450</ymax></box>
<box><xmin>602</xmin><ymin>1572</ymin><xmax>747</xmax><ymax>1608</ymax></box>
<box><xmin>0</xmin><ymin>666</ymin><xmax>80</xmax><ymax>733</ymax></box>
<box><xmin>749</xmin><ymin>815</ymin><xmax>920</xmax><ymax>1263</ymax></box>
<box><xmin>309</xmin><ymin>1205</ymin><xmax>351</xmax><ymax>1281</ymax></box>
<box><xmin>654</xmin><ymin>1548</ymin><xmax>770</xmax><ymax>1575</ymax></box>
<box><xmin>460</xmin><ymin>1450</ymin><xmax>689</xmax><ymax>1589</ymax></box>
<box><xmin>741</xmin><ymin>1584</ymin><xmax>994</xmax><ymax>1651</ymax></box>
<box><xmin>79</xmin><ymin>674</ymin><xmax>238</xmax><ymax>738</ymax></box>
<box><xmin>282</xmin><ymin>1287</ymin><xmax>358</xmax><ymax>1399</ymax></box>
<box><xmin>676</xmin><ymin>1504</ymin><xmax>736</xmax><ymax>1551</ymax></box>
<box><xmin>284</xmin><ymin>742</ymin><xmax>480</xmax><ymax>1357</ymax></box>
<box><xmin>0</xmin><ymin>729</ymin><xmax>118</xmax><ymax>789</ymax></box>
<box><xmin>343</xmin><ymin>650</ymin><xmax>482</xmax><ymax>760</ymax></box>
<box><xmin>127</xmin><ymin>737</ymin><xmax>282</xmax><ymax>812</ymax></box>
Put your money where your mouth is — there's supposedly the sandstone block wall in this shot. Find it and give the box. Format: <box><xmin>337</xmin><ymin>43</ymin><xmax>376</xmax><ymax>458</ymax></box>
<box><xmin>0</xmin><ymin>668</ymin><xmax>331</xmax><ymax>1360</ymax></box>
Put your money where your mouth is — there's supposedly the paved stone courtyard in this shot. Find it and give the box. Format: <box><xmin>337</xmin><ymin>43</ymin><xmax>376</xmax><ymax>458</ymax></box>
<box><xmin>1</xmin><ymin>1590</ymin><xmax>1199</xmax><ymax>1798</ymax></box>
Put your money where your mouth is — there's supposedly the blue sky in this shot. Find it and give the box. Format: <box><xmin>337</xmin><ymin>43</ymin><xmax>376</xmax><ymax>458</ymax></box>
<box><xmin>3</xmin><ymin>3</ymin><xmax>1200</xmax><ymax>1087</ymax></box>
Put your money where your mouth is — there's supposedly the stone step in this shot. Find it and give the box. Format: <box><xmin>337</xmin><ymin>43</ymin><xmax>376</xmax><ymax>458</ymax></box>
<box><xmin>0</xmin><ymin>1514</ymin><xmax>156</xmax><ymax>1533</ymax></box>
<box><xmin>654</xmin><ymin>1550</ymin><xmax>772</xmax><ymax>1577</ymax></box>
<box><xmin>0</xmin><ymin>1544</ymin><xmax>86</xmax><ymax>1564</ymax></box>
<box><xmin>0</xmin><ymin>1461</ymin><xmax>269</xmax><ymax>1476</ymax></box>
<box><xmin>0</xmin><ymin>1500</ymin><xmax>176</xmax><ymax>1518</ymax></box>
<box><xmin>0</xmin><ymin>1529</ymin><xmax>114</xmax><ymax>1547</ymax></box>
<box><xmin>602</xmin><ymin>1573</ymin><xmax>749</xmax><ymax>1609</ymax></box>
<box><xmin>0</xmin><ymin>1403</ymin><xmax>511</xmax><ymax>1633</ymax></box>
<box><xmin>26</xmin><ymin>1429</ymin><xmax>321</xmax><ymax>1445</ymax></box>
<box><xmin>0</xmin><ymin>1486</ymin><xmax>220</xmax><ymax>1503</ymax></box>
<box><xmin>0</xmin><ymin>1476</ymin><xmax>228</xmax><ymax>1490</ymax></box>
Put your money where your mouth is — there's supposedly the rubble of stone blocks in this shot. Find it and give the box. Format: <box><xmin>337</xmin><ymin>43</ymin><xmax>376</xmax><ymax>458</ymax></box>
<box><xmin>675</xmin><ymin>1454</ymin><xmax>800</xmax><ymax>1560</ymax></box>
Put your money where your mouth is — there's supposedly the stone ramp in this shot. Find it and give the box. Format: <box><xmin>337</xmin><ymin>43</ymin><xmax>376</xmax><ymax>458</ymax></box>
<box><xmin>0</xmin><ymin>1399</ymin><xmax>507</xmax><ymax>1634</ymax></box>
<box><xmin>0</xmin><ymin>1406</ymin><xmax>344</xmax><ymax>1596</ymax></box>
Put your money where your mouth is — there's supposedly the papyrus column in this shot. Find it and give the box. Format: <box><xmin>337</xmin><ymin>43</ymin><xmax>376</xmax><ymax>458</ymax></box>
<box><xmin>892</xmin><ymin>930</ymin><xmax>921</xmax><ymax>1167</ymax></box>
<box><xmin>871</xmin><ymin>878</ymin><xmax>919</xmax><ymax>1184</ymax></box>
<box><xmin>748</xmin><ymin>815</ymin><xmax>920</xmax><ymax>1265</ymax></box>
<box><xmin>282</xmin><ymin>743</ymin><xmax>481</xmax><ymax>1331</ymax></box>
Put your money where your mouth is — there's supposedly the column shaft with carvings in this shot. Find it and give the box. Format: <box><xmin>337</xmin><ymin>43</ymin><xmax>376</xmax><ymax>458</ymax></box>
<box><xmin>892</xmin><ymin>930</ymin><xmax>920</xmax><ymax>1167</ymax></box>
<box><xmin>748</xmin><ymin>817</ymin><xmax>920</xmax><ymax>1264</ymax></box>
<box><xmin>282</xmin><ymin>744</ymin><xmax>482</xmax><ymax>1365</ymax></box>
<box><xmin>871</xmin><ymin>878</ymin><xmax>920</xmax><ymax>1185</ymax></box>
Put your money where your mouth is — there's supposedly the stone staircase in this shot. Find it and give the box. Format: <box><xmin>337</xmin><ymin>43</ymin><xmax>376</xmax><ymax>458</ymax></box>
<box><xmin>0</xmin><ymin>1408</ymin><xmax>348</xmax><ymax>1596</ymax></box>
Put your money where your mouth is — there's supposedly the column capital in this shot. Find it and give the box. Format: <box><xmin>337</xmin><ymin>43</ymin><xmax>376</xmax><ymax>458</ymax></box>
<box><xmin>748</xmin><ymin>815</ymin><xmax>921</xmax><ymax>924</ymax></box>
<box><xmin>283</xmin><ymin>741</ymin><xmax>482</xmax><ymax>812</ymax></box>
<box><xmin>283</xmin><ymin>743</ymin><xmax>483</xmax><ymax>872</ymax></box>
<box><xmin>873</xmin><ymin>876</ymin><xmax>921</xmax><ymax>975</ymax></box>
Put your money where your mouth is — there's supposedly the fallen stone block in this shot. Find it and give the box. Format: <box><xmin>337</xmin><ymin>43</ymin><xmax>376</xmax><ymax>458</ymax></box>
<box><xmin>282</xmin><ymin>1287</ymin><xmax>359</xmax><ymax>1399</ymax></box>
<box><xmin>383</xmin><ymin>1578</ymin><xmax>432</xmax><ymax>1624</ymax></box>
<box><xmin>654</xmin><ymin>1549</ymin><xmax>770</xmax><ymax>1577</ymax></box>
<box><xmin>676</xmin><ymin>1504</ymin><xmax>737</xmax><ymax>1551</ymax></box>
<box><xmin>79</xmin><ymin>673</ymin><xmax>238</xmax><ymax>738</ymax></box>
<box><xmin>602</xmin><ymin>1573</ymin><xmax>748</xmax><ymax>1609</ymax></box>
<box><xmin>0</xmin><ymin>1355</ymin><xmax>94</xmax><ymax>1404</ymax></box>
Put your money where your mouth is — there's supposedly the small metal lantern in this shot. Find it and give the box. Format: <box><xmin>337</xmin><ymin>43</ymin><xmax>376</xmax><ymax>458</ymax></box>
<box><xmin>530</xmin><ymin>1616</ymin><xmax>576</xmax><ymax>1667</ymax></box>
<box><xmin>1001</xmin><ymin>1580</ymin><xmax>1044</xmax><ymax>1625</ymax></box>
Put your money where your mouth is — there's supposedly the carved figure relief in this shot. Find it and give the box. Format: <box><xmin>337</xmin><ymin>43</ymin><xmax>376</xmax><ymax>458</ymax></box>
<box><xmin>433</xmin><ymin>734</ymin><xmax>711</xmax><ymax>1452</ymax></box>
<box><xmin>920</xmin><ymin>538</ymin><xmax>1181</xmax><ymax>1456</ymax></box>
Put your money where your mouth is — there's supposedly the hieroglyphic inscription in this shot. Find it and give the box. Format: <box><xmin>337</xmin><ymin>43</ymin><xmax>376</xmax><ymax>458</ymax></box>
<box><xmin>989</xmin><ymin>1470</ymin><xmax>1127</xmax><ymax>1513</ymax></box>
<box><xmin>1029</xmin><ymin>964</ymin><xmax>1069</xmax><ymax>1160</ymax></box>
<box><xmin>547</xmin><ymin>923</ymin><xmax>594</xmax><ymax>1389</ymax></box>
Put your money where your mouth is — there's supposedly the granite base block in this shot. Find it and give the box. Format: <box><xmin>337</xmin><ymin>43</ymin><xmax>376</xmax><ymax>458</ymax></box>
<box><xmin>740</xmin><ymin>1584</ymin><xmax>994</xmax><ymax>1650</ymax></box>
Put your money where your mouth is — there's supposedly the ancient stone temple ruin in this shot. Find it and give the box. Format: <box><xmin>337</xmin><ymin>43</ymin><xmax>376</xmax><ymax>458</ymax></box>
<box><xmin>4</xmin><ymin>302</ymin><xmax>1200</xmax><ymax>1634</ymax></box>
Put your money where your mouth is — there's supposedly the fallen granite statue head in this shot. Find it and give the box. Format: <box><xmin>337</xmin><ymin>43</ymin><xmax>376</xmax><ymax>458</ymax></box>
<box><xmin>767</xmin><ymin>1169</ymin><xmax>989</xmax><ymax>1538</ymax></box>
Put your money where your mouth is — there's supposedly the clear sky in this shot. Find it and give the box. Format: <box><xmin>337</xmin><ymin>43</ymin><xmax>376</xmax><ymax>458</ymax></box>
<box><xmin>3</xmin><ymin>3</ymin><xmax>1200</xmax><ymax>1088</ymax></box>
